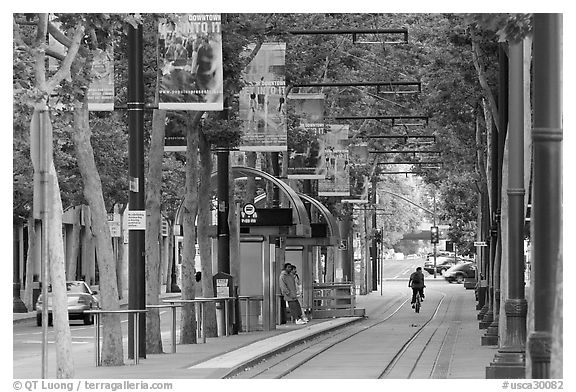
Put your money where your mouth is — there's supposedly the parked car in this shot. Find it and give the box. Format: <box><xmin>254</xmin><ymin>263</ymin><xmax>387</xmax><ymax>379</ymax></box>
<box><xmin>423</xmin><ymin>258</ymin><xmax>457</xmax><ymax>275</ymax></box>
<box><xmin>36</xmin><ymin>281</ymin><xmax>99</xmax><ymax>326</ymax></box>
<box><xmin>443</xmin><ymin>262</ymin><xmax>477</xmax><ymax>283</ymax></box>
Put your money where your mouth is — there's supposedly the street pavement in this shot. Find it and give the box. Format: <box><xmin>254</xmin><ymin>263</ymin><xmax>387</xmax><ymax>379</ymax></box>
<box><xmin>13</xmin><ymin>280</ymin><xmax>498</xmax><ymax>380</ymax></box>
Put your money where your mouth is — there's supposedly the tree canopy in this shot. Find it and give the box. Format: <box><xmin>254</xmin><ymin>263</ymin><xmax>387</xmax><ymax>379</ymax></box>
<box><xmin>13</xmin><ymin>13</ymin><xmax>518</xmax><ymax>251</ymax></box>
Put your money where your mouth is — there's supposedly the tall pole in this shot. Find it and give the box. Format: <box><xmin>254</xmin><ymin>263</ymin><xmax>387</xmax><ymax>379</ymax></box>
<box><xmin>482</xmin><ymin>43</ymin><xmax>508</xmax><ymax>338</ymax></box>
<box><xmin>127</xmin><ymin>23</ymin><xmax>146</xmax><ymax>359</ymax></box>
<box><xmin>433</xmin><ymin>194</ymin><xmax>437</xmax><ymax>279</ymax></box>
<box><xmin>271</xmin><ymin>152</ymin><xmax>280</xmax><ymax>207</ymax></box>
<box><xmin>486</xmin><ymin>39</ymin><xmax>526</xmax><ymax>379</ymax></box>
<box><xmin>528</xmin><ymin>13</ymin><xmax>562</xmax><ymax>379</ymax></box>
<box><xmin>379</xmin><ymin>227</ymin><xmax>384</xmax><ymax>296</ymax></box>
<box><xmin>217</xmin><ymin>149</ymin><xmax>230</xmax><ymax>274</ymax></box>
<box><xmin>371</xmin><ymin>177</ymin><xmax>378</xmax><ymax>291</ymax></box>
<box><xmin>38</xmin><ymin>108</ymin><xmax>50</xmax><ymax>378</ymax></box>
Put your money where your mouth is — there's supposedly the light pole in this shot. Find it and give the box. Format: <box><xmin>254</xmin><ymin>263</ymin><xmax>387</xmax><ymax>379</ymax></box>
<box><xmin>486</xmin><ymin>39</ymin><xmax>527</xmax><ymax>379</ymax></box>
<box><xmin>216</xmin><ymin>148</ymin><xmax>230</xmax><ymax>274</ymax></box>
<box><xmin>528</xmin><ymin>13</ymin><xmax>562</xmax><ymax>379</ymax></box>
<box><xmin>127</xmin><ymin>23</ymin><xmax>146</xmax><ymax>360</ymax></box>
<box><xmin>371</xmin><ymin>177</ymin><xmax>378</xmax><ymax>291</ymax></box>
<box><xmin>432</xmin><ymin>194</ymin><xmax>437</xmax><ymax>279</ymax></box>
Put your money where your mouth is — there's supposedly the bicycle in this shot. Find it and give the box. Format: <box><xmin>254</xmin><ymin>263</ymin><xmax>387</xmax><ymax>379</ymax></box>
<box><xmin>414</xmin><ymin>292</ymin><xmax>422</xmax><ymax>313</ymax></box>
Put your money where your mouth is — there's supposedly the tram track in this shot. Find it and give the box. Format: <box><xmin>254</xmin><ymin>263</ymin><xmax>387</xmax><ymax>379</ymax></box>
<box><xmin>379</xmin><ymin>294</ymin><xmax>450</xmax><ymax>378</ymax></box>
<box><xmin>229</xmin><ymin>290</ymin><xmax>460</xmax><ymax>379</ymax></box>
<box><xmin>228</xmin><ymin>293</ymin><xmax>408</xmax><ymax>379</ymax></box>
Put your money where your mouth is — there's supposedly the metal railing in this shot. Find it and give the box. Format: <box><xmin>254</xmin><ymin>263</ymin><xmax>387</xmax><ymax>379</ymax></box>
<box><xmin>312</xmin><ymin>282</ymin><xmax>356</xmax><ymax>318</ymax></box>
<box><xmin>84</xmin><ymin>309</ymin><xmax>147</xmax><ymax>366</ymax></box>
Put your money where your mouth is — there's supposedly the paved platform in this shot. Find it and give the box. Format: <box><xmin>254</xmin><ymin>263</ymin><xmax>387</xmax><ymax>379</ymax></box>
<box><xmin>13</xmin><ymin>283</ymin><xmax>498</xmax><ymax>379</ymax></box>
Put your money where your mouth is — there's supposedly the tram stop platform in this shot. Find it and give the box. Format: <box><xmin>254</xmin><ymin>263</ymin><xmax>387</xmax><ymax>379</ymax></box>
<box><xmin>13</xmin><ymin>286</ymin><xmax>498</xmax><ymax>379</ymax></box>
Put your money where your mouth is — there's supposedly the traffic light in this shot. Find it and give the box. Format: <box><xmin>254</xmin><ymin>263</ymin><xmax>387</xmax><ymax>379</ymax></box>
<box><xmin>431</xmin><ymin>226</ymin><xmax>439</xmax><ymax>243</ymax></box>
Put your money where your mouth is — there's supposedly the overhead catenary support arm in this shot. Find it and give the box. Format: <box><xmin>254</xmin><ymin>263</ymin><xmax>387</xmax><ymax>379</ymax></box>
<box><xmin>288</xmin><ymin>28</ymin><xmax>408</xmax><ymax>44</ymax></box>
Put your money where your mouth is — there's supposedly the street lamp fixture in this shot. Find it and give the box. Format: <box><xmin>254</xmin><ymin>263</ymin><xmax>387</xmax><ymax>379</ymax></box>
<box><xmin>288</xmin><ymin>28</ymin><xmax>408</xmax><ymax>45</ymax></box>
<box><xmin>369</xmin><ymin>150</ymin><xmax>441</xmax><ymax>155</ymax></box>
<box><xmin>335</xmin><ymin>115</ymin><xmax>429</xmax><ymax>127</ymax></box>
<box><xmin>288</xmin><ymin>81</ymin><xmax>421</xmax><ymax>96</ymax></box>
<box><xmin>376</xmin><ymin>161</ymin><xmax>443</xmax><ymax>165</ymax></box>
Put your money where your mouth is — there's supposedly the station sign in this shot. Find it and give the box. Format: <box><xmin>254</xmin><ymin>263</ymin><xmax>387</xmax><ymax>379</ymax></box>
<box><xmin>240</xmin><ymin>203</ymin><xmax>258</xmax><ymax>224</ymax></box>
<box><xmin>240</xmin><ymin>205</ymin><xmax>293</xmax><ymax>227</ymax></box>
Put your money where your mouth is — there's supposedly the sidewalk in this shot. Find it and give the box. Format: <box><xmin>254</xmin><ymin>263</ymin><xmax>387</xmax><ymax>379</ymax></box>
<box><xmin>13</xmin><ymin>284</ymin><xmax>498</xmax><ymax>379</ymax></box>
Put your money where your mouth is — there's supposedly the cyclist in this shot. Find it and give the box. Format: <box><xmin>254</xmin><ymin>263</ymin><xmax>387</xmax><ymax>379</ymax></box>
<box><xmin>408</xmin><ymin>267</ymin><xmax>426</xmax><ymax>308</ymax></box>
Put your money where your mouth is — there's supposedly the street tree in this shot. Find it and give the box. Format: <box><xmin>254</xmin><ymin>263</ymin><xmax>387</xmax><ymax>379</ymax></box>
<box><xmin>51</xmin><ymin>13</ymin><xmax>128</xmax><ymax>365</ymax></box>
<box><xmin>13</xmin><ymin>13</ymin><xmax>83</xmax><ymax>378</ymax></box>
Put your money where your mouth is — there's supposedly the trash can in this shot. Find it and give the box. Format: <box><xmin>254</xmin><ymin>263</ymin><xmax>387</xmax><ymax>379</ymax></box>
<box><xmin>32</xmin><ymin>282</ymin><xmax>41</xmax><ymax>310</ymax></box>
<box><xmin>13</xmin><ymin>283</ymin><xmax>28</xmax><ymax>313</ymax></box>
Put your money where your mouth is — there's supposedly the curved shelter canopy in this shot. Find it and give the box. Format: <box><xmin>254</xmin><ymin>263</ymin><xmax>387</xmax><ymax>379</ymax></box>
<box><xmin>254</xmin><ymin>191</ymin><xmax>340</xmax><ymax>245</ymax></box>
<box><xmin>175</xmin><ymin>166</ymin><xmax>311</xmax><ymax>237</ymax></box>
<box><xmin>297</xmin><ymin>192</ymin><xmax>340</xmax><ymax>244</ymax></box>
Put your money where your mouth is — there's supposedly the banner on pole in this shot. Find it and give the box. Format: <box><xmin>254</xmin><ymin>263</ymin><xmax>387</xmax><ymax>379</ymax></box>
<box><xmin>158</xmin><ymin>14</ymin><xmax>223</xmax><ymax>111</ymax></box>
<box><xmin>318</xmin><ymin>124</ymin><xmax>350</xmax><ymax>196</ymax></box>
<box><xmin>287</xmin><ymin>93</ymin><xmax>325</xmax><ymax>179</ymax></box>
<box><xmin>239</xmin><ymin>42</ymin><xmax>287</xmax><ymax>151</ymax></box>
<box><xmin>87</xmin><ymin>48</ymin><xmax>115</xmax><ymax>111</ymax></box>
<box><xmin>164</xmin><ymin>115</ymin><xmax>186</xmax><ymax>152</ymax></box>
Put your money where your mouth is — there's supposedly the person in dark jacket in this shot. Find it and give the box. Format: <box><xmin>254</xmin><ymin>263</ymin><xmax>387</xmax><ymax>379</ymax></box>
<box><xmin>408</xmin><ymin>267</ymin><xmax>426</xmax><ymax>307</ymax></box>
<box><xmin>279</xmin><ymin>263</ymin><xmax>307</xmax><ymax>324</ymax></box>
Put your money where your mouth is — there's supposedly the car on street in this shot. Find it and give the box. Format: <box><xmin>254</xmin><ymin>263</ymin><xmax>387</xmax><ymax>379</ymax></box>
<box><xmin>443</xmin><ymin>262</ymin><xmax>477</xmax><ymax>284</ymax></box>
<box><xmin>36</xmin><ymin>281</ymin><xmax>99</xmax><ymax>326</ymax></box>
<box><xmin>423</xmin><ymin>258</ymin><xmax>458</xmax><ymax>275</ymax></box>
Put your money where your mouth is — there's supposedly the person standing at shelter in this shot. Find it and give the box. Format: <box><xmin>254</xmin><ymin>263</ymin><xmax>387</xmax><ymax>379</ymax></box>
<box><xmin>408</xmin><ymin>267</ymin><xmax>426</xmax><ymax>308</ymax></box>
<box><xmin>279</xmin><ymin>263</ymin><xmax>308</xmax><ymax>325</ymax></box>
<box><xmin>291</xmin><ymin>265</ymin><xmax>309</xmax><ymax>322</ymax></box>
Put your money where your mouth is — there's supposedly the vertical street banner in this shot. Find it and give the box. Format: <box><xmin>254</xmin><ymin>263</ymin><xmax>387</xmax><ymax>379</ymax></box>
<box><xmin>158</xmin><ymin>14</ymin><xmax>223</xmax><ymax>111</ymax></box>
<box><xmin>239</xmin><ymin>42</ymin><xmax>287</xmax><ymax>151</ymax></box>
<box><xmin>87</xmin><ymin>48</ymin><xmax>115</xmax><ymax>111</ymax></box>
<box><xmin>164</xmin><ymin>115</ymin><xmax>186</xmax><ymax>151</ymax></box>
<box><xmin>287</xmin><ymin>93</ymin><xmax>325</xmax><ymax>179</ymax></box>
<box><xmin>231</xmin><ymin>151</ymin><xmax>264</xmax><ymax>171</ymax></box>
<box><xmin>318</xmin><ymin>124</ymin><xmax>350</xmax><ymax>196</ymax></box>
<box><xmin>343</xmin><ymin>143</ymin><xmax>370</xmax><ymax>203</ymax></box>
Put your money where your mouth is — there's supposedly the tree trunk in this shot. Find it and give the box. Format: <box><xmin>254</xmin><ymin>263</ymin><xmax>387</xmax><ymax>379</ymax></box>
<box><xmin>145</xmin><ymin>109</ymin><xmax>167</xmax><ymax>354</ymax></box>
<box><xmin>66</xmin><ymin>208</ymin><xmax>81</xmax><ymax>280</ymax></box>
<box><xmin>180</xmin><ymin>113</ymin><xmax>202</xmax><ymax>344</ymax></box>
<box><xmin>71</xmin><ymin>102</ymin><xmax>123</xmax><ymax>366</ymax></box>
<box><xmin>228</xmin><ymin>161</ymin><xmax>241</xmax><ymax>293</ymax></box>
<box><xmin>47</xmin><ymin>160</ymin><xmax>75</xmax><ymax>378</ymax></box>
<box><xmin>228</xmin><ymin>158</ymin><xmax>241</xmax><ymax>332</ymax></box>
<box><xmin>245</xmin><ymin>152</ymin><xmax>257</xmax><ymax>202</ymax></box>
<box><xmin>471</xmin><ymin>37</ymin><xmax>500</xmax><ymax>132</ymax></box>
<box><xmin>32</xmin><ymin>108</ymin><xmax>75</xmax><ymax>377</ymax></box>
<box><xmin>198</xmin><ymin>129</ymin><xmax>217</xmax><ymax>337</ymax></box>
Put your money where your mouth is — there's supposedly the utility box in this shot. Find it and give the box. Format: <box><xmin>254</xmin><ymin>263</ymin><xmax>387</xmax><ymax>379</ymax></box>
<box><xmin>213</xmin><ymin>272</ymin><xmax>234</xmax><ymax>298</ymax></box>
